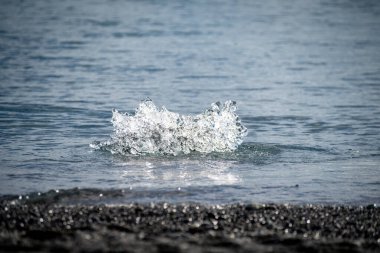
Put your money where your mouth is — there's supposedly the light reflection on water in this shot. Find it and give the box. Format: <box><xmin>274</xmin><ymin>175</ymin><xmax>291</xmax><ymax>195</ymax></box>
<box><xmin>118</xmin><ymin>159</ymin><xmax>240</xmax><ymax>188</ymax></box>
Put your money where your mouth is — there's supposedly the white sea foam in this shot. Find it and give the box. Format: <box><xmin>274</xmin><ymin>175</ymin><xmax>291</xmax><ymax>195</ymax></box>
<box><xmin>90</xmin><ymin>99</ymin><xmax>247</xmax><ymax>155</ymax></box>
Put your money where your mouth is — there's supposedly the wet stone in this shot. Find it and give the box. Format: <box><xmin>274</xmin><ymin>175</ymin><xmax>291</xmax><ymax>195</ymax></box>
<box><xmin>0</xmin><ymin>201</ymin><xmax>379</xmax><ymax>253</ymax></box>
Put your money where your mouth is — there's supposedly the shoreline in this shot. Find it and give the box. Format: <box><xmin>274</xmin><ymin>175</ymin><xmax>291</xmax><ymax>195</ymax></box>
<box><xmin>1</xmin><ymin>201</ymin><xmax>379</xmax><ymax>252</ymax></box>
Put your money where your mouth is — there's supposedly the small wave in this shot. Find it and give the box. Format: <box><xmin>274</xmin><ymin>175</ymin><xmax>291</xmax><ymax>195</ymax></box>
<box><xmin>91</xmin><ymin>99</ymin><xmax>247</xmax><ymax>155</ymax></box>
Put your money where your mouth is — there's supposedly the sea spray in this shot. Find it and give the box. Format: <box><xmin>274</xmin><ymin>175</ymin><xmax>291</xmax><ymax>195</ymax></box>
<box><xmin>91</xmin><ymin>99</ymin><xmax>247</xmax><ymax>155</ymax></box>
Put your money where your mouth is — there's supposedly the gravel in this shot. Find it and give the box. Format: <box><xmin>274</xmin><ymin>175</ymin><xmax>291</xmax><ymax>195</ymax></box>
<box><xmin>0</xmin><ymin>201</ymin><xmax>379</xmax><ymax>252</ymax></box>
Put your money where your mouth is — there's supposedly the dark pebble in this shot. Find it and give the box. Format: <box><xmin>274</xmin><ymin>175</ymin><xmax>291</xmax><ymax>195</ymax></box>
<box><xmin>0</xmin><ymin>201</ymin><xmax>379</xmax><ymax>253</ymax></box>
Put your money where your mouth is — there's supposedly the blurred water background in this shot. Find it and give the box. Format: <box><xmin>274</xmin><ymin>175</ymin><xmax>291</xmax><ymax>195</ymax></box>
<box><xmin>0</xmin><ymin>0</ymin><xmax>380</xmax><ymax>204</ymax></box>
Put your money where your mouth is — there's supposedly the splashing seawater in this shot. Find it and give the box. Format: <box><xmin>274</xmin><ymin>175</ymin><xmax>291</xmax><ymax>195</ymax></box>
<box><xmin>90</xmin><ymin>99</ymin><xmax>247</xmax><ymax>155</ymax></box>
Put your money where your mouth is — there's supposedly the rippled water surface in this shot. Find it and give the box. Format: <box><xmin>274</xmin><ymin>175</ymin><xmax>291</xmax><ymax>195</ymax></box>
<box><xmin>1</xmin><ymin>0</ymin><xmax>380</xmax><ymax>204</ymax></box>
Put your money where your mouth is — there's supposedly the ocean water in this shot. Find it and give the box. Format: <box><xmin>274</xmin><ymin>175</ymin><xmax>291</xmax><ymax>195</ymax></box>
<box><xmin>0</xmin><ymin>0</ymin><xmax>380</xmax><ymax>205</ymax></box>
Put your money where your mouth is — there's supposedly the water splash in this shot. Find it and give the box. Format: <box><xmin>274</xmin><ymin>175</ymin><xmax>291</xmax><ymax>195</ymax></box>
<box><xmin>91</xmin><ymin>99</ymin><xmax>247</xmax><ymax>155</ymax></box>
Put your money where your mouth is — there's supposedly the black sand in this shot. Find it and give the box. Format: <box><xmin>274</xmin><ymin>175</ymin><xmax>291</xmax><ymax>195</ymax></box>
<box><xmin>1</xmin><ymin>201</ymin><xmax>379</xmax><ymax>252</ymax></box>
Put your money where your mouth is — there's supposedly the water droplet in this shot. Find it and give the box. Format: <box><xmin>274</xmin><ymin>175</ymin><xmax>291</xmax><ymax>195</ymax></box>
<box><xmin>91</xmin><ymin>100</ymin><xmax>247</xmax><ymax>155</ymax></box>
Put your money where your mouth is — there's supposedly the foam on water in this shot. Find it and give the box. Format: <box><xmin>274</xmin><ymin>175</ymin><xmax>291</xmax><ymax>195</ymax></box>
<box><xmin>91</xmin><ymin>99</ymin><xmax>247</xmax><ymax>155</ymax></box>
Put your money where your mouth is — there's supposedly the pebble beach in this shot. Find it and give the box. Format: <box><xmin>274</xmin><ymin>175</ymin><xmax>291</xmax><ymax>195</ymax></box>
<box><xmin>1</xmin><ymin>201</ymin><xmax>379</xmax><ymax>252</ymax></box>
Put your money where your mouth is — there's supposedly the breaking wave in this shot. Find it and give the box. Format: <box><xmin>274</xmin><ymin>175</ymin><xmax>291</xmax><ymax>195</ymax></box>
<box><xmin>90</xmin><ymin>99</ymin><xmax>247</xmax><ymax>155</ymax></box>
